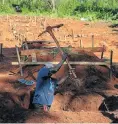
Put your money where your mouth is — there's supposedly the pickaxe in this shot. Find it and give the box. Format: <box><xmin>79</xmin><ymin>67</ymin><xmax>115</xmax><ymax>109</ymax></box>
<box><xmin>38</xmin><ymin>24</ymin><xmax>77</xmax><ymax>78</ymax></box>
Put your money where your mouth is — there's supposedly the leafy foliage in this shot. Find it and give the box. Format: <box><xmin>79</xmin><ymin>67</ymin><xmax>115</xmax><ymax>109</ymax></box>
<box><xmin>0</xmin><ymin>0</ymin><xmax>118</xmax><ymax>20</ymax></box>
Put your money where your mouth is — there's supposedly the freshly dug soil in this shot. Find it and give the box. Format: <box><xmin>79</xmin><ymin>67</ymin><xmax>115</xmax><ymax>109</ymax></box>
<box><xmin>55</xmin><ymin>65</ymin><xmax>110</xmax><ymax>112</ymax></box>
<box><xmin>56</xmin><ymin>65</ymin><xmax>109</xmax><ymax>94</ymax></box>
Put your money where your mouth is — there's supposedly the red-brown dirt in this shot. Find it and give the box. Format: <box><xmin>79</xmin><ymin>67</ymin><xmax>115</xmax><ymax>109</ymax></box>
<box><xmin>0</xmin><ymin>15</ymin><xmax>118</xmax><ymax>123</ymax></box>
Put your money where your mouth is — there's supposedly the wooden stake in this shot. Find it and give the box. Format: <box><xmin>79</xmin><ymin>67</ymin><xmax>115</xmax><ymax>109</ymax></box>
<box><xmin>31</xmin><ymin>53</ymin><xmax>37</xmax><ymax>62</ymax></box>
<box><xmin>0</xmin><ymin>43</ymin><xmax>3</xmax><ymax>56</ymax></box>
<box><xmin>80</xmin><ymin>39</ymin><xmax>82</xmax><ymax>48</ymax></box>
<box><xmin>109</xmin><ymin>50</ymin><xmax>113</xmax><ymax>79</ymax></box>
<box><xmin>101</xmin><ymin>45</ymin><xmax>105</xmax><ymax>59</ymax></box>
<box><xmin>24</xmin><ymin>38</ymin><xmax>28</xmax><ymax>50</ymax></box>
<box><xmin>92</xmin><ymin>35</ymin><xmax>94</xmax><ymax>48</ymax></box>
<box><xmin>16</xmin><ymin>45</ymin><xmax>23</xmax><ymax>76</ymax></box>
<box><xmin>72</xmin><ymin>29</ymin><xmax>74</xmax><ymax>41</ymax></box>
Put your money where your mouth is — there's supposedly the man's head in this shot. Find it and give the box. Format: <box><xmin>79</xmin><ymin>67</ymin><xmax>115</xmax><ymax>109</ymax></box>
<box><xmin>44</xmin><ymin>62</ymin><xmax>54</xmax><ymax>68</ymax></box>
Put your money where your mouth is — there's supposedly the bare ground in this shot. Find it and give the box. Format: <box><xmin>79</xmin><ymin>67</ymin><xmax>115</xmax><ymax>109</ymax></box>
<box><xmin>0</xmin><ymin>15</ymin><xmax>118</xmax><ymax>123</ymax></box>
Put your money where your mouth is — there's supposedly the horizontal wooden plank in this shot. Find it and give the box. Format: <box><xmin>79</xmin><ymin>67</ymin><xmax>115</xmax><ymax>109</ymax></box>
<box><xmin>11</xmin><ymin>61</ymin><xmax>109</xmax><ymax>66</ymax></box>
<box><xmin>21</xmin><ymin>47</ymin><xmax>105</xmax><ymax>56</ymax></box>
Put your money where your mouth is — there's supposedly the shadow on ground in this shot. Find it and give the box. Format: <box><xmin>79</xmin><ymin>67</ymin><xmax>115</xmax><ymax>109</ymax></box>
<box><xmin>0</xmin><ymin>92</ymin><xmax>30</xmax><ymax>123</ymax></box>
<box><xmin>99</xmin><ymin>95</ymin><xmax>118</xmax><ymax>123</ymax></box>
<box><xmin>0</xmin><ymin>91</ymin><xmax>60</xmax><ymax>123</ymax></box>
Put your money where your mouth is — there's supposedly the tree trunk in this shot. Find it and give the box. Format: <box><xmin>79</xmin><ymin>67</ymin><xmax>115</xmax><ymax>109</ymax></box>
<box><xmin>51</xmin><ymin>0</ymin><xmax>56</xmax><ymax>11</ymax></box>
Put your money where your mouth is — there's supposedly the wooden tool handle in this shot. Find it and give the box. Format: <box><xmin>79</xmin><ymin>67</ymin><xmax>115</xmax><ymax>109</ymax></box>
<box><xmin>48</xmin><ymin>29</ymin><xmax>77</xmax><ymax>78</ymax></box>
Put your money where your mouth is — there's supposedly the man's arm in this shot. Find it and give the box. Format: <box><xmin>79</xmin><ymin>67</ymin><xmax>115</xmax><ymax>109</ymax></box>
<box><xmin>49</xmin><ymin>54</ymin><xmax>67</xmax><ymax>76</ymax></box>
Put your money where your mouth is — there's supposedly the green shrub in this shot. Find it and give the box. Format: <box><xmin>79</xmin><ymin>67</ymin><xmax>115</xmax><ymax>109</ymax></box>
<box><xmin>57</xmin><ymin>0</ymin><xmax>79</xmax><ymax>17</ymax></box>
<box><xmin>0</xmin><ymin>0</ymin><xmax>118</xmax><ymax>21</ymax></box>
<box><xmin>0</xmin><ymin>4</ymin><xmax>14</xmax><ymax>13</ymax></box>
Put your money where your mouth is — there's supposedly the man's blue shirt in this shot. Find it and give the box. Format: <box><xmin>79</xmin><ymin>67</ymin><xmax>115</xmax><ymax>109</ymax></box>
<box><xmin>32</xmin><ymin>67</ymin><xmax>57</xmax><ymax>105</ymax></box>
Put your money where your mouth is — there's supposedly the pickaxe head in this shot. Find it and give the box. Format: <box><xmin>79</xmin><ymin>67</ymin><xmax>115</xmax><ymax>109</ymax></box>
<box><xmin>38</xmin><ymin>24</ymin><xmax>64</xmax><ymax>37</ymax></box>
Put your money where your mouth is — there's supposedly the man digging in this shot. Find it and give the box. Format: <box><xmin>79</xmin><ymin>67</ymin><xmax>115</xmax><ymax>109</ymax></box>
<box><xmin>32</xmin><ymin>53</ymin><xmax>67</xmax><ymax>112</ymax></box>
<box><xmin>12</xmin><ymin>53</ymin><xmax>67</xmax><ymax>112</ymax></box>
